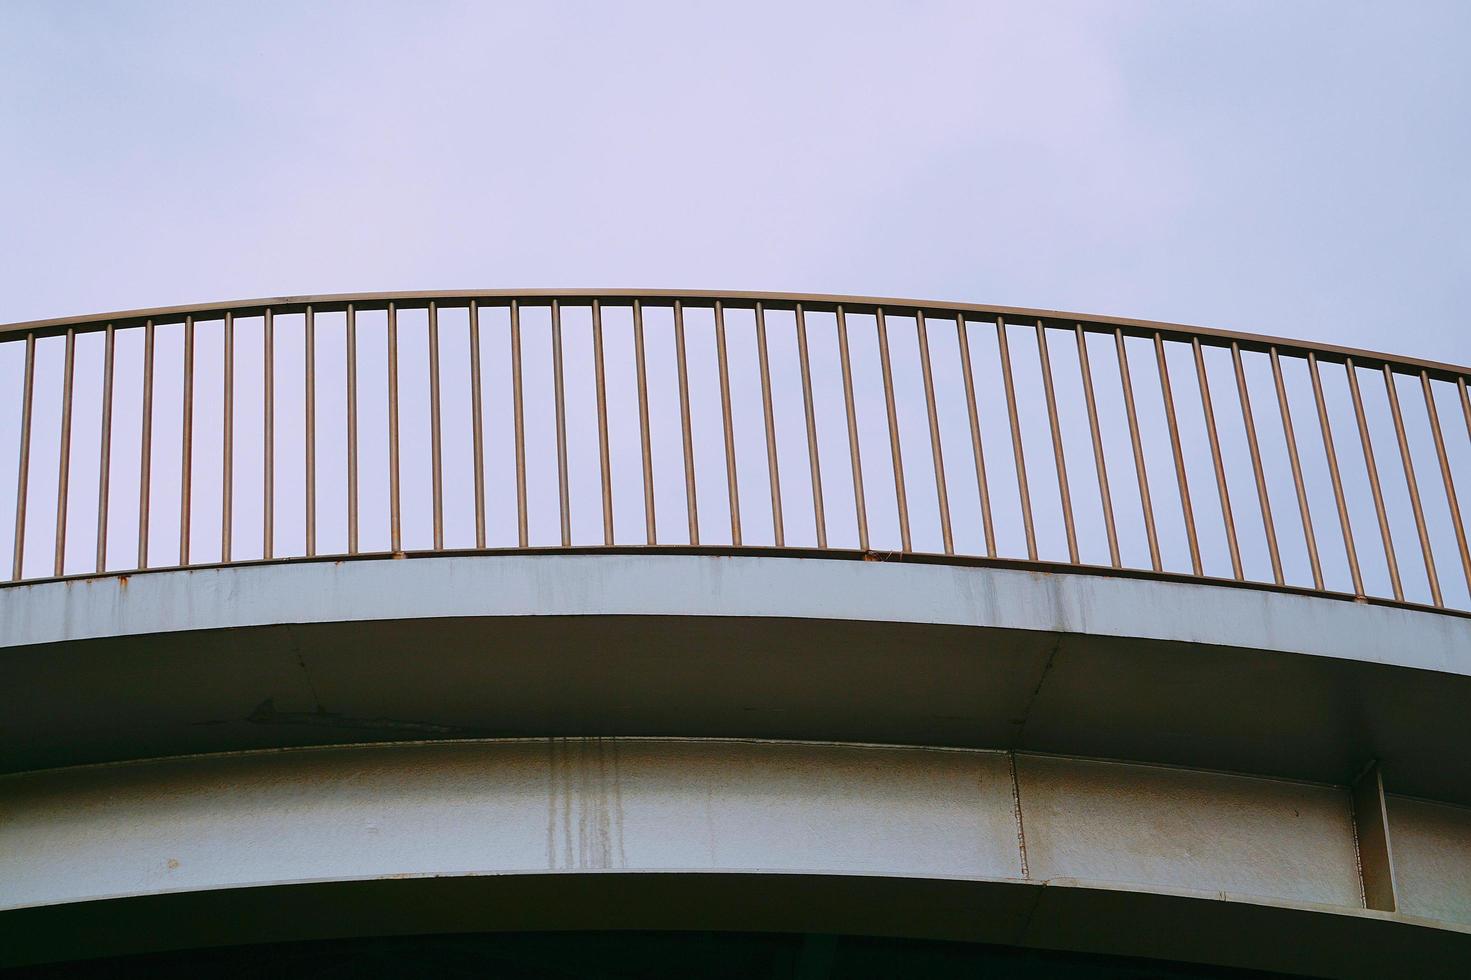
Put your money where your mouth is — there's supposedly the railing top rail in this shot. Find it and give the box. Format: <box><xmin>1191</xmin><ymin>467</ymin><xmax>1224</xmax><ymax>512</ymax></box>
<box><xmin>2</xmin><ymin>289</ymin><xmax>1466</xmax><ymax>381</ymax></box>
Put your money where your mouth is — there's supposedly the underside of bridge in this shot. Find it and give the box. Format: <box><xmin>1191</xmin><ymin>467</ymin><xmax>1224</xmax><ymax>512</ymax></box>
<box><xmin>3</xmin><ymin>554</ymin><xmax>1471</xmax><ymax>978</ymax></box>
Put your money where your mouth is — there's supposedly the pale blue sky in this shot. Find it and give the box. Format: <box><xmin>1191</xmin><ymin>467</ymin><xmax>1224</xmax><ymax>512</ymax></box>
<box><xmin>2</xmin><ymin>1</ymin><xmax>1468</xmax><ymax>362</ymax></box>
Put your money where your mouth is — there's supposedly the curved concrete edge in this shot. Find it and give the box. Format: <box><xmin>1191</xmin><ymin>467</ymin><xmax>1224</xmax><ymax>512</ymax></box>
<box><xmin>4</xmin><ymin>871</ymin><xmax>1469</xmax><ymax>978</ymax></box>
<box><xmin>6</xmin><ymin>736</ymin><xmax>1471</xmax><ymax>962</ymax></box>
<box><xmin>3</xmin><ymin>554</ymin><xmax>1469</xmax><ymax>676</ymax></box>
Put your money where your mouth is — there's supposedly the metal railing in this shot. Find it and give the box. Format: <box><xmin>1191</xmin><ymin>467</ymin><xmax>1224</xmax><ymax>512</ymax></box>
<box><xmin>2</xmin><ymin>290</ymin><xmax>1468</xmax><ymax>613</ymax></box>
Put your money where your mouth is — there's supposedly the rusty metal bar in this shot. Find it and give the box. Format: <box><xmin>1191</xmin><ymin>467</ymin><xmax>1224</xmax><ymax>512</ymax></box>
<box><xmin>1272</xmin><ymin>348</ymin><xmax>1324</xmax><ymax>590</ymax></box>
<box><xmin>1462</xmin><ymin>377</ymin><xmax>1471</xmax><ymax>444</ymax></box>
<box><xmin>1232</xmin><ymin>342</ymin><xmax>1282</xmax><ymax>584</ymax></box>
<box><xmin>836</xmin><ymin>305</ymin><xmax>869</xmax><ymax>551</ymax></box>
<box><xmin>467</xmin><ymin>301</ymin><xmax>486</xmax><ymax>550</ymax></box>
<box><xmin>1383</xmin><ymin>366</ymin><xmax>1440</xmax><ymax>606</ymax></box>
<box><xmin>916</xmin><ymin>311</ymin><xmax>952</xmax><ymax>555</ymax></box>
<box><xmin>1077</xmin><ymin>326</ymin><xmax>1119</xmax><ymax>567</ymax></box>
<box><xmin>10</xmin><ymin>333</ymin><xmax>35</xmax><ymax>580</ymax></box>
<box><xmin>96</xmin><ymin>325</ymin><xmax>116</xmax><ymax>572</ymax></box>
<box><xmin>137</xmin><ymin>319</ymin><xmax>155</xmax><ymax>569</ymax></box>
<box><xmin>178</xmin><ymin>317</ymin><xmax>193</xmax><ymax>567</ymax></box>
<box><xmin>1116</xmin><ymin>329</ymin><xmax>1162</xmax><ymax>571</ymax></box>
<box><xmin>304</xmin><ymin>307</ymin><xmax>316</xmax><ymax>558</ymax></box>
<box><xmin>345</xmin><ymin>305</ymin><xmax>359</xmax><ymax>555</ymax></box>
<box><xmin>755</xmin><ymin>302</ymin><xmax>783</xmax><ymax>547</ymax></box>
<box><xmin>510</xmin><ymin>300</ymin><xmax>527</xmax><ymax>549</ymax></box>
<box><xmin>957</xmin><ymin>315</ymin><xmax>996</xmax><ymax>558</ymax></box>
<box><xmin>427</xmin><ymin>302</ymin><xmax>443</xmax><ymax>551</ymax></box>
<box><xmin>633</xmin><ymin>300</ymin><xmax>656</xmax><ymax>545</ymax></box>
<box><xmin>795</xmin><ymin>304</ymin><xmax>826</xmax><ymax>548</ymax></box>
<box><xmin>593</xmin><ymin>300</ymin><xmax>614</xmax><ymax>546</ymax></box>
<box><xmin>1422</xmin><ymin>371</ymin><xmax>1469</xmax><ymax>600</ymax></box>
<box><xmin>996</xmin><ymin>317</ymin><xmax>1036</xmax><ymax>560</ymax></box>
<box><xmin>550</xmin><ymin>300</ymin><xmax>570</xmax><ymax>548</ymax></box>
<box><xmin>1309</xmin><ymin>352</ymin><xmax>1363</xmax><ymax>596</ymax></box>
<box><xmin>1036</xmin><ymin>320</ymin><xmax>1077</xmax><ymax>564</ymax></box>
<box><xmin>387</xmin><ymin>303</ymin><xmax>401</xmax><ymax>554</ymax></box>
<box><xmin>54</xmin><ymin>328</ymin><xmax>76</xmax><ymax>575</ymax></box>
<box><xmin>674</xmin><ymin>301</ymin><xmax>698</xmax><ymax>545</ymax></box>
<box><xmin>220</xmin><ymin>314</ymin><xmax>232</xmax><ymax>563</ymax></box>
<box><xmin>714</xmin><ymin>301</ymin><xmax>741</xmax><ymax>546</ymax></box>
<box><xmin>1346</xmin><ymin>358</ymin><xmax>1401</xmax><ymax>600</ymax></box>
<box><xmin>1155</xmin><ymin>334</ymin><xmax>1201</xmax><ymax>576</ymax></box>
<box><xmin>875</xmin><ymin>308</ymin><xmax>911</xmax><ymax>553</ymax></box>
<box><xmin>261</xmin><ymin>310</ymin><xmax>273</xmax><ymax>561</ymax></box>
<box><xmin>1194</xmin><ymin>339</ymin><xmax>1241</xmax><ymax>579</ymax></box>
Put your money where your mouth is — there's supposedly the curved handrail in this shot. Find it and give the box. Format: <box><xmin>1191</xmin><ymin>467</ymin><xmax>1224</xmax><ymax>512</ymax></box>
<box><xmin>3</xmin><ymin>290</ymin><xmax>1468</xmax><ymax>614</ymax></box>
<box><xmin>3</xmin><ymin>289</ymin><xmax>1467</xmax><ymax>380</ymax></box>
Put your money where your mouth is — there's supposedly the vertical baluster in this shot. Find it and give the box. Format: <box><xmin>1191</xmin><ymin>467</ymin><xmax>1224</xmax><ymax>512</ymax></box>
<box><xmin>755</xmin><ymin>303</ymin><xmax>783</xmax><ymax>547</ymax></box>
<box><xmin>1194</xmin><ymin>339</ymin><xmax>1241</xmax><ymax>579</ymax></box>
<box><xmin>1271</xmin><ymin>349</ymin><xmax>1323</xmax><ymax>590</ymax></box>
<box><xmin>262</xmin><ymin>310</ymin><xmax>273</xmax><ymax>560</ymax></box>
<box><xmin>97</xmin><ymin>325</ymin><xmax>117</xmax><ymax>572</ymax></box>
<box><xmin>875</xmin><ymin>308</ymin><xmax>910</xmax><ymax>552</ymax></box>
<box><xmin>674</xmin><ymin>301</ymin><xmax>699</xmax><ymax>544</ymax></box>
<box><xmin>346</xmin><ymin>305</ymin><xmax>359</xmax><ymax>554</ymax></box>
<box><xmin>916</xmin><ymin>310</ymin><xmax>952</xmax><ymax>555</ymax></box>
<box><xmin>10</xmin><ymin>333</ymin><xmax>35</xmax><ymax>580</ymax></box>
<box><xmin>1309</xmin><ymin>353</ymin><xmax>1362</xmax><ymax>595</ymax></box>
<box><xmin>1345</xmin><ymin>358</ymin><xmax>1401</xmax><ymax>600</ymax></box>
<box><xmin>138</xmin><ymin>319</ymin><xmax>155</xmax><ymax>569</ymax></box>
<box><xmin>1383</xmin><ymin>366</ymin><xmax>1440</xmax><ymax>606</ymax></box>
<box><xmin>1116</xmin><ymin>330</ymin><xmax>1161</xmax><ymax>571</ymax></box>
<box><xmin>593</xmin><ymin>299</ymin><xmax>614</xmax><ymax>546</ymax></box>
<box><xmin>510</xmin><ymin>299</ymin><xmax>527</xmax><ymax>549</ymax></box>
<box><xmin>796</xmin><ymin>304</ymin><xmax>826</xmax><ymax>549</ymax></box>
<box><xmin>178</xmin><ymin>317</ymin><xmax>193</xmax><ymax>566</ymax></box>
<box><xmin>1231</xmin><ymin>342</ymin><xmax>1281</xmax><ymax>583</ymax></box>
<box><xmin>304</xmin><ymin>307</ymin><xmax>316</xmax><ymax>557</ymax></box>
<box><xmin>1077</xmin><ymin>326</ymin><xmax>1118</xmax><ymax>567</ymax></box>
<box><xmin>550</xmin><ymin>300</ymin><xmax>570</xmax><ymax>547</ymax></box>
<box><xmin>633</xmin><ymin>300</ymin><xmax>657</xmax><ymax>545</ymax></box>
<box><xmin>1036</xmin><ymin>320</ymin><xmax>1076</xmax><ymax>564</ymax></box>
<box><xmin>467</xmin><ymin>301</ymin><xmax>486</xmax><ymax>550</ymax></box>
<box><xmin>1422</xmin><ymin>371</ymin><xmax>1469</xmax><ymax>601</ymax></box>
<box><xmin>427</xmin><ymin>302</ymin><xmax>443</xmax><ymax>551</ymax></box>
<box><xmin>714</xmin><ymin>301</ymin><xmax>741</xmax><ymax>546</ymax></box>
<box><xmin>220</xmin><ymin>314</ymin><xmax>233</xmax><ymax>563</ymax></box>
<box><xmin>837</xmin><ymin>305</ymin><xmax>868</xmax><ymax>551</ymax></box>
<box><xmin>1155</xmin><ymin>334</ymin><xmax>1201</xmax><ymax>576</ymax></box>
<box><xmin>957</xmin><ymin>315</ymin><xmax>996</xmax><ymax>557</ymax></box>
<box><xmin>387</xmin><ymin>303</ymin><xmax>402</xmax><ymax>554</ymax></box>
<box><xmin>996</xmin><ymin>317</ymin><xmax>1035</xmax><ymax>560</ymax></box>
<box><xmin>55</xmin><ymin>328</ymin><xmax>76</xmax><ymax>575</ymax></box>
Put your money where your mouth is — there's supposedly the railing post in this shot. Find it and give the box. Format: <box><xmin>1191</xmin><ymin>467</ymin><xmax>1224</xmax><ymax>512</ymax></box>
<box><xmin>10</xmin><ymin>333</ymin><xmax>35</xmax><ymax>581</ymax></box>
<box><xmin>997</xmin><ymin>317</ymin><xmax>1035</xmax><ymax>561</ymax></box>
<box><xmin>55</xmin><ymin>328</ymin><xmax>76</xmax><ymax>576</ymax></box>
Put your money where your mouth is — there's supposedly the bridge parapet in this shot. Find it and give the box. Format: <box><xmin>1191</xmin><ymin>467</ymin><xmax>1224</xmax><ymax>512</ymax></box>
<box><xmin>5</xmin><ymin>295</ymin><xmax>1471</xmax><ymax>976</ymax></box>
<box><xmin>4</xmin><ymin>290</ymin><xmax>1469</xmax><ymax>612</ymax></box>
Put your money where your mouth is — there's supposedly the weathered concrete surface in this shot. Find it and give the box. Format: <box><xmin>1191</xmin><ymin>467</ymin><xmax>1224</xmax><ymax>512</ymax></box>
<box><xmin>4</xmin><ymin>556</ymin><xmax>1471</xmax><ymax>806</ymax></box>
<box><xmin>4</xmin><ymin>555</ymin><xmax>1468</xmax><ymax>674</ymax></box>
<box><xmin>3</xmin><ymin>738</ymin><xmax>1469</xmax><ymax>977</ymax></box>
<box><xmin>6</xmin><ymin>557</ymin><xmax>1471</xmax><ymax>976</ymax></box>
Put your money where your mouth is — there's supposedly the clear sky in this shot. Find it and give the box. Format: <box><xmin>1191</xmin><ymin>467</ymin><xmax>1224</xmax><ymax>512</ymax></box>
<box><xmin>2</xmin><ymin>1</ymin><xmax>1467</xmax><ymax>363</ymax></box>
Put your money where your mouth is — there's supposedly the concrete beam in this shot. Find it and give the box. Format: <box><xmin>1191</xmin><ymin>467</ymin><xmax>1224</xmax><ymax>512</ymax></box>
<box><xmin>3</xmin><ymin>738</ymin><xmax>1469</xmax><ymax>976</ymax></box>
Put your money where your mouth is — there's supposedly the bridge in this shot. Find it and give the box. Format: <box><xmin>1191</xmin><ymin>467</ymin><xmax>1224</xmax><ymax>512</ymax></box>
<box><xmin>2</xmin><ymin>291</ymin><xmax>1469</xmax><ymax>976</ymax></box>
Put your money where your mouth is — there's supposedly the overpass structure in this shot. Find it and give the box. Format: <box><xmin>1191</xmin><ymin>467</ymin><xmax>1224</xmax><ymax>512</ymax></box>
<box><xmin>2</xmin><ymin>291</ymin><xmax>1470</xmax><ymax>976</ymax></box>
